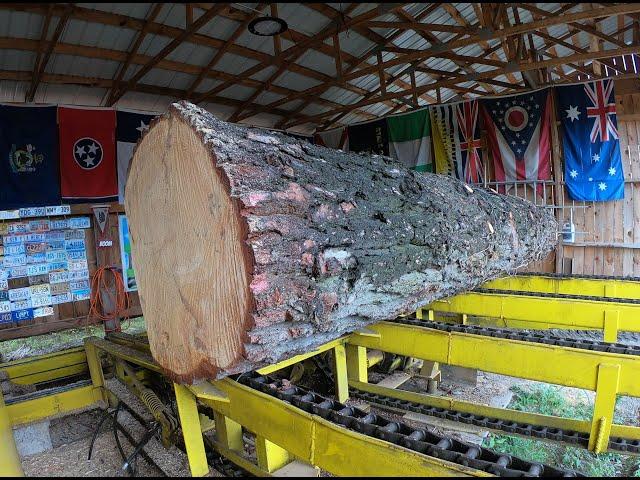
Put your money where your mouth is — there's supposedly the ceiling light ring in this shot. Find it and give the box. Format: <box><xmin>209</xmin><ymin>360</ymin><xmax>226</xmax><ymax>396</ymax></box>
<box><xmin>248</xmin><ymin>16</ymin><xmax>288</xmax><ymax>36</ymax></box>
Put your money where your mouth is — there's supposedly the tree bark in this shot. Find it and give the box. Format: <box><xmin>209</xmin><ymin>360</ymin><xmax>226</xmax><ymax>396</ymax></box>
<box><xmin>125</xmin><ymin>101</ymin><xmax>557</xmax><ymax>384</ymax></box>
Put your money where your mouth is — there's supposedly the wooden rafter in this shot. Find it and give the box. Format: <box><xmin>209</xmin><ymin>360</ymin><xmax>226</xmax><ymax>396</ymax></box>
<box><xmin>108</xmin><ymin>3</ymin><xmax>227</xmax><ymax>105</ymax></box>
<box><xmin>28</xmin><ymin>4</ymin><xmax>54</xmax><ymax>101</ymax></box>
<box><xmin>287</xmin><ymin>43</ymin><xmax>640</xmax><ymax>130</ymax></box>
<box><xmin>227</xmin><ymin>3</ymin><xmax>375</xmax><ymax>123</ymax></box>
<box><xmin>270</xmin><ymin>3</ymin><xmax>281</xmax><ymax>55</ymax></box>
<box><xmin>105</xmin><ymin>3</ymin><xmax>163</xmax><ymax>106</ymax></box>
<box><xmin>185</xmin><ymin>3</ymin><xmax>267</xmax><ymax>99</ymax></box>
<box><xmin>26</xmin><ymin>4</ymin><xmax>72</xmax><ymax>102</ymax></box>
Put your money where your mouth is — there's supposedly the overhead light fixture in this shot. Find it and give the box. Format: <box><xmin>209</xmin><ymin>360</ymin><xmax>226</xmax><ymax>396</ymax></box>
<box><xmin>248</xmin><ymin>16</ymin><xmax>288</xmax><ymax>36</ymax></box>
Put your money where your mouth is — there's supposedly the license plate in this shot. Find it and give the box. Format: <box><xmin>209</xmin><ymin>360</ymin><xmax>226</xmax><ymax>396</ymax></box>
<box><xmin>19</xmin><ymin>207</ymin><xmax>46</xmax><ymax>218</ymax></box>
<box><xmin>26</xmin><ymin>264</ymin><xmax>49</xmax><ymax>276</ymax></box>
<box><xmin>0</xmin><ymin>311</ymin><xmax>11</xmax><ymax>323</ymax></box>
<box><xmin>31</xmin><ymin>295</ymin><xmax>51</xmax><ymax>308</ymax></box>
<box><xmin>49</xmin><ymin>271</ymin><xmax>69</xmax><ymax>284</ymax></box>
<box><xmin>45</xmin><ymin>231</ymin><xmax>65</xmax><ymax>242</ymax></box>
<box><xmin>28</xmin><ymin>274</ymin><xmax>49</xmax><ymax>286</ymax></box>
<box><xmin>47</xmin><ymin>261</ymin><xmax>68</xmax><ymax>272</ymax></box>
<box><xmin>30</xmin><ymin>284</ymin><xmax>50</xmax><ymax>296</ymax></box>
<box><xmin>12</xmin><ymin>308</ymin><xmax>34</xmax><ymax>322</ymax></box>
<box><xmin>66</xmin><ymin>250</ymin><xmax>86</xmax><ymax>261</ymax></box>
<box><xmin>7</xmin><ymin>222</ymin><xmax>29</xmax><ymax>234</ymax></box>
<box><xmin>72</xmin><ymin>290</ymin><xmax>91</xmax><ymax>301</ymax></box>
<box><xmin>3</xmin><ymin>234</ymin><xmax>25</xmax><ymax>245</ymax></box>
<box><xmin>4</xmin><ymin>243</ymin><xmax>26</xmax><ymax>255</ymax></box>
<box><xmin>51</xmin><ymin>292</ymin><xmax>72</xmax><ymax>305</ymax></box>
<box><xmin>65</xmin><ymin>239</ymin><xmax>85</xmax><ymax>251</ymax></box>
<box><xmin>50</xmin><ymin>219</ymin><xmax>69</xmax><ymax>230</ymax></box>
<box><xmin>0</xmin><ymin>281</ymin><xmax>7</xmax><ymax>292</ymax></box>
<box><xmin>0</xmin><ymin>301</ymin><xmax>10</xmax><ymax>313</ymax></box>
<box><xmin>68</xmin><ymin>269</ymin><xmax>89</xmax><ymax>281</ymax></box>
<box><xmin>65</xmin><ymin>230</ymin><xmax>85</xmax><ymax>240</ymax></box>
<box><xmin>26</xmin><ymin>242</ymin><xmax>48</xmax><ymax>254</ymax></box>
<box><xmin>9</xmin><ymin>266</ymin><xmax>28</xmax><ymax>278</ymax></box>
<box><xmin>45</xmin><ymin>205</ymin><xmax>71</xmax><ymax>216</ymax></box>
<box><xmin>11</xmin><ymin>299</ymin><xmax>32</xmax><ymax>311</ymax></box>
<box><xmin>50</xmin><ymin>282</ymin><xmax>70</xmax><ymax>294</ymax></box>
<box><xmin>33</xmin><ymin>306</ymin><xmax>54</xmax><ymax>317</ymax></box>
<box><xmin>69</xmin><ymin>217</ymin><xmax>91</xmax><ymax>229</ymax></box>
<box><xmin>27</xmin><ymin>252</ymin><xmax>47</xmax><ymax>264</ymax></box>
<box><xmin>69</xmin><ymin>260</ymin><xmax>88</xmax><ymax>271</ymax></box>
<box><xmin>46</xmin><ymin>250</ymin><xmax>67</xmax><ymax>263</ymax></box>
<box><xmin>9</xmin><ymin>287</ymin><xmax>31</xmax><ymax>301</ymax></box>
<box><xmin>28</xmin><ymin>220</ymin><xmax>50</xmax><ymax>233</ymax></box>
<box><xmin>24</xmin><ymin>233</ymin><xmax>45</xmax><ymax>243</ymax></box>
<box><xmin>70</xmin><ymin>280</ymin><xmax>89</xmax><ymax>291</ymax></box>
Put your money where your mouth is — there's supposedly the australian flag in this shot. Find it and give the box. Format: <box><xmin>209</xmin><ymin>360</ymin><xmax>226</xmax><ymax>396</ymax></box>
<box><xmin>0</xmin><ymin>105</ymin><xmax>60</xmax><ymax>210</ymax></box>
<box><xmin>556</xmin><ymin>79</ymin><xmax>624</xmax><ymax>201</ymax></box>
<box><xmin>480</xmin><ymin>89</ymin><xmax>552</xmax><ymax>196</ymax></box>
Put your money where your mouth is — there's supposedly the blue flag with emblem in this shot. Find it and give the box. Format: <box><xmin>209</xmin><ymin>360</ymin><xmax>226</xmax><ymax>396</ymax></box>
<box><xmin>556</xmin><ymin>79</ymin><xmax>624</xmax><ymax>201</ymax></box>
<box><xmin>116</xmin><ymin>109</ymin><xmax>158</xmax><ymax>203</ymax></box>
<box><xmin>0</xmin><ymin>105</ymin><xmax>60</xmax><ymax>210</ymax></box>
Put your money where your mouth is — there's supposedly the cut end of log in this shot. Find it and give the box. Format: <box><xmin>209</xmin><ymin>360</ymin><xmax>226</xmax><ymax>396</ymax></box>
<box><xmin>125</xmin><ymin>112</ymin><xmax>252</xmax><ymax>383</ymax></box>
<box><xmin>125</xmin><ymin>101</ymin><xmax>558</xmax><ymax>384</ymax></box>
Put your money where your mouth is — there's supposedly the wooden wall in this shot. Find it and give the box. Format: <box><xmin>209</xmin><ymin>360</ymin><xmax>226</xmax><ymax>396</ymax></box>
<box><xmin>559</xmin><ymin>79</ymin><xmax>640</xmax><ymax>276</ymax></box>
<box><xmin>0</xmin><ymin>205</ymin><xmax>142</xmax><ymax>341</ymax></box>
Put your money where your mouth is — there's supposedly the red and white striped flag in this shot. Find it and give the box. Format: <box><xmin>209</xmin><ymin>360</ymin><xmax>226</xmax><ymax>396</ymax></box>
<box><xmin>480</xmin><ymin>89</ymin><xmax>552</xmax><ymax>195</ymax></box>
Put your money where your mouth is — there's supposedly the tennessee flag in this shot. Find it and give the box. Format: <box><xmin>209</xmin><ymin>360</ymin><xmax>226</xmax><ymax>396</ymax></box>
<box><xmin>58</xmin><ymin>107</ymin><xmax>117</xmax><ymax>203</ymax></box>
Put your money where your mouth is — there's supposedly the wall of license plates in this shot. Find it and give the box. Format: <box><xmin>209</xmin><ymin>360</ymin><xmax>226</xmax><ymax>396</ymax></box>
<box><xmin>0</xmin><ymin>205</ymin><xmax>92</xmax><ymax>328</ymax></box>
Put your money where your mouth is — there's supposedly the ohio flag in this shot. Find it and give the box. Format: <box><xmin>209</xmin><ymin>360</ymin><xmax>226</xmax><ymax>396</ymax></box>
<box><xmin>480</xmin><ymin>89</ymin><xmax>552</xmax><ymax>195</ymax></box>
<box><xmin>430</xmin><ymin>100</ymin><xmax>483</xmax><ymax>182</ymax></box>
<box><xmin>556</xmin><ymin>79</ymin><xmax>624</xmax><ymax>201</ymax></box>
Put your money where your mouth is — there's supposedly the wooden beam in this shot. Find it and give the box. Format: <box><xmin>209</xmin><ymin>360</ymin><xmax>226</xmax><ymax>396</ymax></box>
<box><xmin>26</xmin><ymin>4</ymin><xmax>72</xmax><ymax>102</ymax></box>
<box><xmin>3</xmin><ymin>35</ymin><xmax>372</xmax><ymax>119</ymax></box>
<box><xmin>363</xmin><ymin>21</ymin><xmax>468</xmax><ymax>34</ymax></box>
<box><xmin>270</xmin><ymin>3</ymin><xmax>281</xmax><ymax>56</ymax></box>
<box><xmin>186</xmin><ymin>3</ymin><xmax>193</xmax><ymax>26</ymax></box>
<box><xmin>228</xmin><ymin>3</ymin><xmax>385</xmax><ymax>123</ymax></box>
<box><xmin>28</xmin><ymin>4</ymin><xmax>54</xmax><ymax>100</ymax></box>
<box><xmin>286</xmin><ymin>44</ymin><xmax>640</xmax><ymax>129</ymax></box>
<box><xmin>376</xmin><ymin>50</ymin><xmax>386</xmax><ymax>95</ymax></box>
<box><xmin>108</xmin><ymin>3</ymin><xmax>227</xmax><ymax>105</ymax></box>
<box><xmin>185</xmin><ymin>3</ymin><xmax>267</xmax><ymax>99</ymax></box>
<box><xmin>105</xmin><ymin>3</ymin><xmax>163</xmax><ymax>106</ymax></box>
<box><xmin>333</xmin><ymin>33</ymin><xmax>343</xmax><ymax>80</ymax></box>
<box><xmin>276</xmin><ymin>3</ymin><xmax>442</xmax><ymax>129</ymax></box>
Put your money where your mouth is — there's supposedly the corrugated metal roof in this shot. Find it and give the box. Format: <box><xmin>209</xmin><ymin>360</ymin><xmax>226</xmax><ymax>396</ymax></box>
<box><xmin>0</xmin><ymin>2</ymin><xmax>633</xmax><ymax>134</ymax></box>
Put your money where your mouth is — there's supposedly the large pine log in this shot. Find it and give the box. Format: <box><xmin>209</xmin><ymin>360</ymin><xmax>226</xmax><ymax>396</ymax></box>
<box><xmin>125</xmin><ymin>101</ymin><xmax>557</xmax><ymax>384</ymax></box>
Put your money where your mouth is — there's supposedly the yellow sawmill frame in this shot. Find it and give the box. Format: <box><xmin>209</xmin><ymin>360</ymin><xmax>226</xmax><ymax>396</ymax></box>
<box><xmin>427</xmin><ymin>290</ymin><xmax>638</xmax><ymax>342</ymax></box>
<box><xmin>2</xmin><ymin>274</ymin><xmax>640</xmax><ymax>476</ymax></box>
<box><xmin>485</xmin><ymin>274</ymin><xmax>640</xmax><ymax>300</ymax></box>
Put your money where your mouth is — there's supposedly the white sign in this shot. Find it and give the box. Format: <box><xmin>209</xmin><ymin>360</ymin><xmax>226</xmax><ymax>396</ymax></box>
<box><xmin>34</xmin><ymin>306</ymin><xmax>54</xmax><ymax>317</ymax></box>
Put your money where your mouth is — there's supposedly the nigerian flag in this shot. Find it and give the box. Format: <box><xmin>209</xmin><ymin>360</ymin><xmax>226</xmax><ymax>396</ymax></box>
<box><xmin>386</xmin><ymin>108</ymin><xmax>433</xmax><ymax>172</ymax></box>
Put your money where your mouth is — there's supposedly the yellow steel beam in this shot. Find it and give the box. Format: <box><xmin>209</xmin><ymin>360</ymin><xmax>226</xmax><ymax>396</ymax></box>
<box><xmin>332</xmin><ymin>344</ymin><xmax>349</xmax><ymax>403</ymax></box>
<box><xmin>256</xmin><ymin>435</ymin><xmax>291</xmax><ymax>473</ymax></box>
<box><xmin>346</xmin><ymin>345</ymin><xmax>368</xmax><ymax>382</ymax></box>
<box><xmin>428</xmin><ymin>291</ymin><xmax>640</xmax><ymax>339</ymax></box>
<box><xmin>0</xmin><ymin>347</ymin><xmax>87</xmax><ymax>385</ymax></box>
<box><xmin>589</xmin><ymin>364</ymin><xmax>620</xmax><ymax>453</ymax></box>
<box><xmin>205</xmin><ymin>437</ymin><xmax>271</xmax><ymax>477</ymax></box>
<box><xmin>348</xmin><ymin>322</ymin><xmax>640</xmax><ymax>396</ymax></box>
<box><xmin>485</xmin><ymin>275</ymin><xmax>640</xmax><ymax>300</ymax></box>
<box><xmin>0</xmin><ymin>391</ymin><xmax>24</xmax><ymax>476</ymax></box>
<box><xmin>204</xmin><ymin>378</ymin><xmax>492</xmax><ymax>477</ymax></box>
<box><xmin>256</xmin><ymin>337</ymin><xmax>346</xmax><ymax>375</ymax></box>
<box><xmin>6</xmin><ymin>384</ymin><xmax>101</xmax><ymax>426</ymax></box>
<box><xmin>174</xmin><ymin>383</ymin><xmax>209</xmax><ymax>477</ymax></box>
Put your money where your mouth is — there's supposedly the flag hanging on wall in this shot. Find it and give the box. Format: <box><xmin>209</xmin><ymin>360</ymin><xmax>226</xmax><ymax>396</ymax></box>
<box><xmin>347</xmin><ymin>118</ymin><xmax>389</xmax><ymax>156</ymax></box>
<box><xmin>0</xmin><ymin>105</ymin><xmax>60</xmax><ymax>210</ymax></box>
<box><xmin>430</xmin><ymin>100</ymin><xmax>483</xmax><ymax>183</ymax></box>
<box><xmin>59</xmin><ymin>106</ymin><xmax>117</xmax><ymax>203</ymax></box>
<box><xmin>480</xmin><ymin>89</ymin><xmax>552</xmax><ymax>194</ymax></box>
<box><xmin>314</xmin><ymin>127</ymin><xmax>349</xmax><ymax>151</ymax></box>
<box><xmin>387</xmin><ymin>108</ymin><xmax>433</xmax><ymax>172</ymax></box>
<box><xmin>116</xmin><ymin>109</ymin><xmax>157</xmax><ymax>204</ymax></box>
<box><xmin>555</xmin><ymin>79</ymin><xmax>624</xmax><ymax>201</ymax></box>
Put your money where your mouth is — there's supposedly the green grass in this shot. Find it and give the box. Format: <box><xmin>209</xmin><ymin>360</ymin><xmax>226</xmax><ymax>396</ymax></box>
<box><xmin>482</xmin><ymin>384</ymin><xmax>640</xmax><ymax>477</ymax></box>
<box><xmin>0</xmin><ymin>316</ymin><xmax>146</xmax><ymax>362</ymax></box>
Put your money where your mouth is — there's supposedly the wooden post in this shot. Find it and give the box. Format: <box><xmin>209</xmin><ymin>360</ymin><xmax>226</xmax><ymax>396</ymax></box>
<box><xmin>550</xmin><ymin>90</ymin><xmax>565</xmax><ymax>273</ymax></box>
<box><xmin>92</xmin><ymin>210</ymin><xmax>121</xmax><ymax>333</ymax></box>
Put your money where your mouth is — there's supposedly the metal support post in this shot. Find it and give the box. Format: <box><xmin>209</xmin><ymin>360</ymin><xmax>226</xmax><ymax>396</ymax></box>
<box><xmin>84</xmin><ymin>340</ymin><xmax>106</xmax><ymax>404</ymax></box>
<box><xmin>588</xmin><ymin>363</ymin><xmax>621</xmax><ymax>453</ymax></box>
<box><xmin>603</xmin><ymin>310</ymin><xmax>620</xmax><ymax>343</ymax></box>
<box><xmin>420</xmin><ymin>361</ymin><xmax>441</xmax><ymax>394</ymax></box>
<box><xmin>213</xmin><ymin>411</ymin><xmax>243</xmax><ymax>451</ymax></box>
<box><xmin>256</xmin><ymin>435</ymin><xmax>291</xmax><ymax>472</ymax></box>
<box><xmin>332</xmin><ymin>344</ymin><xmax>349</xmax><ymax>403</ymax></box>
<box><xmin>346</xmin><ymin>345</ymin><xmax>368</xmax><ymax>383</ymax></box>
<box><xmin>174</xmin><ymin>384</ymin><xmax>209</xmax><ymax>477</ymax></box>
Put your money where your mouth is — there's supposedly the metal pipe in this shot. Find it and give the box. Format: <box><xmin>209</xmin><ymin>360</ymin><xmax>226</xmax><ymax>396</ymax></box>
<box><xmin>366</xmin><ymin>350</ymin><xmax>384</xmax><ymax>369</ymax></box>
<box><xmin>0</xmin><ymin>392</ymin><xmax>24</xmax><ymax>477</ymax></box>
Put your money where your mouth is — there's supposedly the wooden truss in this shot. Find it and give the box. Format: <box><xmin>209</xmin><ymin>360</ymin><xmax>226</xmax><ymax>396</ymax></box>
<box><xmin>2</xmin><ymin>2</ymin><xmax>639</xmax><ymax>132</ymax></box>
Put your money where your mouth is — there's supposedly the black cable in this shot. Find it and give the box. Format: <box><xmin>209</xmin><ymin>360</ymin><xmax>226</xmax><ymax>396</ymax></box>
<box><xmin>121</xmin><ymin>423</ymin><xmax>161</xmax><ymax>475</ymax></box>
<box><xmin>88</xmin><ymin>407</ymin><xmax>114</xmax><ymax>460</ymax></box>
<box><xmin>112</xmin><ymin>402</ymin><xmax>136</xmax><ymax>476</ymax></box>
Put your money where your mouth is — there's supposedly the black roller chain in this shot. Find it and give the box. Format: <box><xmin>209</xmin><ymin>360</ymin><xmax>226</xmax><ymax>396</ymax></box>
<box><xmin>236</xmin><ymin>372</ymin><xmax>583</xmax><ymax>477</ymax></box>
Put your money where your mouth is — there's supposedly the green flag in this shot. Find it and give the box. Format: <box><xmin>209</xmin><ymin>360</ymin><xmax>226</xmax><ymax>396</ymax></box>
<box><xmin>386</xmin><ymin>109</ymin><xmax>433</xmax><ymax>172</ymax></box>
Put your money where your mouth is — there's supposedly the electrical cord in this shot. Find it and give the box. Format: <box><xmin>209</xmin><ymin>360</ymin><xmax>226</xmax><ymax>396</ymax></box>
<box><xmin>88</xmin><ymin>266</ymin><xmax>131</xmax><ymax>333</ymax></box>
